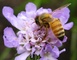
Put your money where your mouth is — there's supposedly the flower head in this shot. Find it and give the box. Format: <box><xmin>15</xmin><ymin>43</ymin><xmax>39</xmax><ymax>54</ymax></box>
<box><xmin>2</xmin><ymin>2</ymin><xmax>73</xmax><ymax>60</ymax></box>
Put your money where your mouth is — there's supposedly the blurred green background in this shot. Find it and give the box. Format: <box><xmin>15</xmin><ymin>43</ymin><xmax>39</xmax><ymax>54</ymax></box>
<box><xmin>0</xmin><ymin>0</ymin><xmax>77</xmax><ymax>60</ymax></box>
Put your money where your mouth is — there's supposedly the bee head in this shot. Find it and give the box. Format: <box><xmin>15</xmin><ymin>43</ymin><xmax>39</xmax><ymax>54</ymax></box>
<box><xmin>35</xmin><ymin>13</ymin><xmax>52</xmax><ymax>27</ymax></box>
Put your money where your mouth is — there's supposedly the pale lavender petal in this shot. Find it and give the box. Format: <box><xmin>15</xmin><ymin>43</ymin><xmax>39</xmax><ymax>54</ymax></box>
<box><xmin>47</xmin><ymin>29</ymin><xmax>58</xmax><ymax>44</ymax></box>
<box><xmin>25</xmin><ymin>2</ymin><xmax>37</xmax><ymax>18</ymax></box>
<box><xmin>62</xmin><ymin>36</ymin><xmax>67</xmax><ymax>43</ymax></box>
<box><xmin>25</xmin><ymin>2</ymin><xmax>37</xmax><ymax>12</ymax></box>
<box><xmin>40</xmin><ymin>44</ymin><xmax>52</xmax><ymax>57</ymax></box>
<box><xmin>16</xmin><ymin>46</ymin><xmax>26</xmax><ymax>54</ymax></box>
<box><xmin>2</xmin><ymin>6</ymin><xmax>19</xmax><ymax>28</ymax></box>
<box><xmin>3</xmin><ymin>27</ymin><xmax>19</xmax><ymax>48</ymax></box>
<box><xmin>2</xmin><ymin>7</ymin><xmax>28</xmax><ymax>30</ymax></box>
<box><xmin>40</xmin><ymin>57</ymin><xmax>46</xmax><ymax>60</ymax></box>
<box><xmin>26</xmin><ymin>11</ymin><xmax>36</xmax><ymax>18</ymax></box>
<box><xmin>2</xmin><ymin>6</ymin><xmax>14</xmax><ymax>17</ymax></box>
<box><xmin>24</xmin><ymin>43</ymin><xmax>31</xmax><ymax>51</ymax></box>
<box><xmin>45</xmin><ymin>44</ymin><xmax>52</xmax><ymax>52</ymax></box>
<box><xmin>59</xmin><ymin>48</ymin><xmax>66</xmax><ymax>54</ymax></box>
<box><xmin>31</xmin><ymin>23</ymin><xmax>39</xmax><ymax>31</ymax></box>
<box><xmin>35</xmin><ymin>49</ymin><xmax>41</xmax><ymax>56</ymax></box>
<box><xmin>17</xmin><ymin>11</ymin><xmax>27</xmax><ymax>20</ymax></box>
<box><xmin>3</xmin><ymin>37</ymin><xmax>17</xmax><ymax>48</ymax></box>
<box><xmin>40</xmin><ymin>57</ymin><xmax>57</xmax><ymax>60</ymax></box>
<box><xmin>55</xmin><ymin>36</ymin><xmax>67</xmax><ymax>47</ymax></box>
<box><xmin>47</xmin><ymin>8</ymin><xmax>52</xmax><ymax>13</ymax></box>
<box><xmin>55</xmin><ymin>41</ymin><xmax>62</xmax><ymax>47</ymax></box>
<box><xmin>37</xmin><ymin>7</ymin><xmax>51</xmax><ymax>15</ymax></box>
<box><xmin>4</xmin><ymin>27</ymin><xmax>16</xmax><ymax>38</ymax></box>
<box><xmin>63</xmin><ymin>22</ymin><xmax>73</xmax><ymax>30</ymax></box>
<box><xmin>30</xmin><ymin>38</ymin><xmax>37</xmax><ymax>42</ymax></box>
<box><xmin>52</xmin><ymin>46</ymin><xmax>60</xmax><ymax>58</ymax></box>
<box><xmin>15</xmin><ymin>52</ymin><xmax>30</xmax><ymax>60</ymax></box>
<box><xmin>52</xmin><ymin>7</ymin><xmax>70</xmax><ymax>25</ymax></box>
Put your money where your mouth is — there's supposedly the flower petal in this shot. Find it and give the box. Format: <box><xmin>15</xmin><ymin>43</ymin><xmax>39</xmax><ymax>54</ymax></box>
<box><xmin>25</xmin><ymin>2</ymin><xmax>37</xmax><ymax>12</ymax></box>
<box><xmin>2</xmin><ymin>7</ymin><xmax>27</xmax><ymax>30</ymax></box>
<box><xmin>55</xmin><ymin>36</ymin><xmax>67</xmax><ymax>47</ymax></box>
<box><xmin>25</xmin><ymin>2</ymin><xmax>37</xmax><ymax>18</ymax></box>
<box><xmin>24</xmin><ymin>42</ymin><xmax>31</xmax><ymax>51</ymax></box>
<box><xmin>52</xmin><ymin>46</ymin><xmax>60</xmax><ymax>58</ymax></box>
<box><xmin>15</xmin><ymin>52</ymin><xmax>30</xmax><ymax>60</ymax></box>
<box><xmin>59</xmin><ymin>48</ymin><xmax>66</xmax><ymax>54</ymax></box>
<box><xmin>16</xmin><ymin>46</ymin><xmax>26</xmax><ymax>54</ymax></box>
<box><xmin>4</xmin><ymin>27</ymin><xmax>16</xmax><ymax>39</ymax></box>
<box><xmin>3</xmin><ymin>27</ymin><xmax>19</xmax><ymax>48</ymax></box>
<box><xmin>52</xmin><ymin>7</ymin><xmax>70</xmax><ymax>25</ymax></box>
<box><xmin>37</xmin><ymin>7</ymin><xmax>52</xmax><ymax>15</ymax></box>
<box><xmin>62</xmin><ymin>36</ymin><xmax>67</xmax><ymax>43</ymax></box>
<box><xmin>2</xmin><ymin>7</ymin><xmax>18</xmax><ymax>28</ymax></box>
<box><xmin>17</xmin><ymin>11</ymin><xmax>27</xmax><ymax>20</ymax></box>
<box><xmin>45</xmin><ymin>44</ymin><xmax>52</xmax><ymax>52</ymax></box>
<box><xmin>2</xmin><ymin>6</ymin><xmax>14</xmax><ymax>17</ymax></box>
<box><xmin>55</xmin><ymin>41</ymin><xmax>62</xmax><ymax>47</ymax></box>
<box><xmin>47</xmin><ymin>29</ymin><xmax>58</xmax><ymax>44</ymax></box>
<box><xmin>40</xmin><ymin>57</ymin><xmax>46</xmax><ymax>60</ymax></box>
<box><xmin>63</xmin><ymin>22</ymin><xmax>73</xmax><ymax>30</ymax></box>
<box><xmin>47</xmin><ymin>8</ymin><xmax>52</xmax><ymax>13</ymax></box>
<box><xmin>40</xmin><ymin>57</ymin><xmax>57</xmax><ymax>60</ymax></box>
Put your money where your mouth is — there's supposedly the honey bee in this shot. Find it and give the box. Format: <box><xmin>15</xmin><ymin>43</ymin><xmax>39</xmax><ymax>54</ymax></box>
<box><xmin>35</xmin><ymin>3</ymin><xmax>71</xmax><ymax>40</ymax></box>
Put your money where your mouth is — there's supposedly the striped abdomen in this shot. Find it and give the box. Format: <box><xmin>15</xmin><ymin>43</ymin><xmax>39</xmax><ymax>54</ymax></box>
<box><xmin>49</xmin><ymin>18</ymin><xmax>65</xmax><ymax>40</ymax></box>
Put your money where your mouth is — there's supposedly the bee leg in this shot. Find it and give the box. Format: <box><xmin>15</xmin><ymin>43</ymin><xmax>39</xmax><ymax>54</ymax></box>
<box><xmin>42</xmin><ymin>26</ymin><xmax>48</xmax><ymax>40</ymax></box>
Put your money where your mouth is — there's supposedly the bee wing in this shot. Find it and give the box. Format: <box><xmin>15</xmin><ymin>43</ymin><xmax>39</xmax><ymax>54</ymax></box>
<box><xmin>52</xmin><ymin>3</ymin><xmax>71</xmax><ymax>12</ymax></box>
<box><xmin>52</xmin><ymin>3</ymin><xmax>71</xmax><ymax>24</ymax></box>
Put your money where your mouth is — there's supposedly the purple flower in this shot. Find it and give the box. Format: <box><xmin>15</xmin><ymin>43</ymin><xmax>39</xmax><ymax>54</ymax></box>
<box><xmin>2</xmin><ymin>2</ymin><xmax>73</xmax><ymax>60</ymax></box>
<box><xmin>40</xmin><ymin>44</ymin><xmax>65</xmax><ymax>60</ymax></box>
